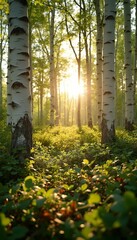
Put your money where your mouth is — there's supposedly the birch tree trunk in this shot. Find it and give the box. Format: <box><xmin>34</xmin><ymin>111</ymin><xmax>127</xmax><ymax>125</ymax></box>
<box><xmin>81</xmin><ymin>0</ymin><xmax>92</xmax><ymax>128</ymax></box>
<box><xmin>0</xmin><ymin>8</ymin><xmax>7</xmax><ymax>119</ymax></box>
<box><xmin>124</xmin><ymin>0</ymin><xmax>134</xmax><ymax>130</ymax></box>
<box><xmin>0</xmin><ymin>12</ymin><xmax>3</xmax><ymax>118</ymax></box>
<box><xmin>101</xmin><ymin>0</ymin><xmax>116</xmax><ymax>144</ymax></box>
<box><xmin>94</xmin><ymin>0</ymin><xmax>103</xmax><ymax>128</ymax></box>
<box><xmin>64</xmin><ymin>0</ymin><xmax>82</xmax><ymax>128</ymax></box>
<box><xmin>134</xmin><ymin>0</ymin><xmax>137</xmax><ymax>124</ymax></box>
<box><xmin>49</xmin><ymin>5</ymin><xmax>55</xmax><ymax>126</ymax></box>
<box><xmin>8</xmin><ymin>0</ymin><xmax>32</xmax><ymax>158</ymax></box>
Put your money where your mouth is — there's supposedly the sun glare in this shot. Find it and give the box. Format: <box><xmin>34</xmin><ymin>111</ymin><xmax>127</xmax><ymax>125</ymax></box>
<box><xmin>60</xmin><ymin>69</ymin><xmax>85</xmax><ymax>99</ymax></box>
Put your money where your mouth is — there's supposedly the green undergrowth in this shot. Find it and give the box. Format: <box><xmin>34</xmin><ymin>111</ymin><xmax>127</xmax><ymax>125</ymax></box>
<box><xmin>0</xmin><ymin>125</ymin><xmax>137</xmax><ymax>239</ymax></box>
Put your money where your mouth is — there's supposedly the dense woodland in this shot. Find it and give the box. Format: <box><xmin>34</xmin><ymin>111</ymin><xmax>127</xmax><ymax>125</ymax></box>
<box><xmin>0</xmin><ymin>0</ymin><xmax>137</xmax><ymax>239</ymax></box>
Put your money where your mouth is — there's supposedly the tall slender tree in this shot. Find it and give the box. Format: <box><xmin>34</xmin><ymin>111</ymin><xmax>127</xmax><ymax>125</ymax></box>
<box><xmin>101</xmin><ymin>0</ymin><xmax>116</xmax><ymax>143</ymax></box>
<box><xmin>94</xmin><ymin>0</ymin><xmax>103</xmax><ymax>128</ymax></box>
<box><xmin>64</xmin><ymin>0</ymin><xmax>82</xmax><ymax>128</ymax></box>
<box><xmin>0</xmin><ymin>1</ymin><xmax>8</xmax><ymax>119</ymax></box>
<box><xmin>81</xmin><ymin>0</ymin><xmax>93</xmax><ymax>128</ymax></box>
<box><xmin>49</xmin><ymin>1</ymin><xmax>55</xmax><ymax>126</ymax></box>
<box><xmin>124</xmin><ymin>0</ymin><xmax>134</xmax><ymax>130</ymax></box>
<box><xmin>8</xmin><ymin>0</ymin><xmax>32</xmax><ymax>158</ymax></box>
<box><xmin>134</xmin><ymin>0</ymin><xmax>137</xmax><ymax>123</ymax></box>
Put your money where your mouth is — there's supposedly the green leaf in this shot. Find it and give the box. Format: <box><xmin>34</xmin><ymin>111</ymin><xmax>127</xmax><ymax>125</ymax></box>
<box><xmin>32</xmin><ymin>198</ymin><xmax>46</xmax><ymax>208</ymax></box>
<box><xmin>82</xmin><ymin>226</ymin><xmax>93</xmax><ymax>239</ymax></box>
<box><xmin>23</xmin><ymin>176</ymin><xmax>35</xmax><ymax>191</ymax></box>
<box><xmin>84</xmin><ymin>209</ymin><xmax>102</xmax><ymax>226</ymax></box>
<box><xmin>0</xmin><ymin>213</ymin><xmax>10</xmax><ymax>226</ymax></box>
<box><xmin>124</xmin><ymin>191</ymin><xmax>136</xmax><ymax>207</ymax></box>
<box><xmin>88</xmin><ymin>193</ymin><xmax>101</xmax><ymax>204</ymax></box>
<box><xmin>82</xmin><ymin>159</ymin><xmax>89</xmax><ymax>165</ymax></box>
<box><xmin>81</xmin><ymin>183</ymin><xmax>88</xmax><ymax>191</ymax></box>
<box><xmin>45</xmin><ymin>188</ymin><xmax>55</xmax><ymax>199</ymax></box>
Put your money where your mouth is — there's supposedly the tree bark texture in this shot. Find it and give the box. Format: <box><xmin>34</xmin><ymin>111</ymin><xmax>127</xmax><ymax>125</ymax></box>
<box><xmin>49</xmin><ymin>5</ymin><xmax>55</xmax><ymax>126</ymax></box>
<box><xmin>94</xmin><ymin>0</ymin><xmax>103</xmax><ymax>128</ymax></box>
<box><xmin>124</xmin><ymin>0</ymin><xmax>134</xmax><ymax>130</ymax></box>
<box><xmin>101</xmin><ymin>0</ymin><xmax>116</xmax><ymax>144</ymax></box>
<box><xmin>8</xmin><ymin>0</ymin><xmax>32</xmax><ymax>158</ymax></box>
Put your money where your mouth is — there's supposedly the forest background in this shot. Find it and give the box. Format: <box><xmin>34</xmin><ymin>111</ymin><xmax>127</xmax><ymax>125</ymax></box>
<box><xmin>0</xmin><ymin>0</ymin><xmax>137</xmax><ymax>133</ymax></box>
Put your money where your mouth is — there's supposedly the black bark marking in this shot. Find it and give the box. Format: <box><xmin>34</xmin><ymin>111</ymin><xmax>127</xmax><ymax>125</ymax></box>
<box><xmin>11</xmin><ymin>114</ymin><xmax>32</xmax><ymax>160</ymax></box>
<box><xmin>104</xmin><ymin>91</ymin><xmax>112</xmax><ymax>95</ymax></box>
<box><xmin>101</xmin><ymin>118</ymin><xmax>115</xmax><ymax>144</ymax></box>
<box><xmin>15</xmin><ymin>0</ymin><xmax>27</xmax><ymax>6</ymax></box>
<box><xmin>125</xmin><ymin>118</ymin><xmax>134</xmax><ymax>131</ymax></box>
<box><xmin>128</xmin><ymin>83</ymin><xmax>133</xmax><ymax>87</ymax></box>
<box><xmin>19</xmin><ymin>71</ymin><xmax>29</xmax><ymax>77</ymax></box>
<box><xmin>11</xmin><ymin>27</ymin><xmax>26</xmax><ymax>35</ymax></box>
<box><xmin>106</xmin><ymin>15</ymin><xmax>115</xmax><ymax>20</ymax></box>
<box><xmin>9</xmin><ymin>64</ymin><xmax>17</xmax><ymax>68</ymax></box>
<box><xmin>19</xmin><ymin>16</ymin><xmax>28</xmax><ymax>22</ymax></box>
<box><xmin>18</xmin><ymin>52</ymin><xmax>29</xmax><ymax>57</ymax></box>
<box><xmin>12</xmin><ymin>82</ymin><xmax>26</xmax><ymax>89</ymax></box>
<box><xmin>9</xmin><ymin>101</ymin><xmax>19</xmax><ymax>108</ymax></box>
<box><xmin>9</xmin><ymin>48</ymin><xmax>14</xmax><ymax>53</ymax></box>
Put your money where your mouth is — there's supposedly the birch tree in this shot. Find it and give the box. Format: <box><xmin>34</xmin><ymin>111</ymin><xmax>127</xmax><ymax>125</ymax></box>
<box><xmin>133</xmin><ymin>0</ymin><xmax>137</xmax><ymax>124</ymax></box>
<box><xmin>94</xmin><ymin>0</ymin><xmax>103</xmax><ymax>128</ymax></box>
<box><xmin>0</xmin><ymin>1</ymin><xmax>8</xmax><ymax>119</ymax></box>
<box><xmin>101</xmin><ymin>0</ymin><xmax>116</xmax><ymax>143</ymax></box>
<box><xmin>81</xmin><ymin>0</ymin><xmax>93</xmax><ymax>128</ymax></box>
<box><xmin>49</xmin><ymin>2</ymin><xmax>55</xmax><ymax>126</ymax></box>
<box><xmin>64</xmin><ymin>0</ymin><xmax>82</xmax><ymax>128</ymax></box>
<box><xmin>8</xmin><ymin>0</ymin><xmax>32</xmax><ymax>158</ymax></box>
<box><xmin>124</xmin><ymin>0</ymin><xmax>134</xmax><ymax>130</ymax></box>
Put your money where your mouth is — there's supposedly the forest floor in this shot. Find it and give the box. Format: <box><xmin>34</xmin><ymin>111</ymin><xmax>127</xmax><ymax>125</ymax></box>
<box><xmin>0</xmin><ymin>124</ymin><xmax>137</xmax><ymax>240</ymax></box>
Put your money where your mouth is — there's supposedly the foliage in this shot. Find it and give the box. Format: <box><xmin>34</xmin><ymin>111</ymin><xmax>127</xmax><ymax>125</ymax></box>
<box><xmin>0</xmin><ymin>125</ymin><xmax>137</xmax><ymax>239</ymax></box>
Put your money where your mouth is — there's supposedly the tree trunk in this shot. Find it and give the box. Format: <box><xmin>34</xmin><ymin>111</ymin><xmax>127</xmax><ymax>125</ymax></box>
<box><xmin>101</xmin><ymin>0</ymin><xmax>116</xmax><ymax>144</ymax></box>
<box><xmin>134</xmin><ymin>0</ymin><xmax>137</xmax><ymax>123</ymax></box>
<box><xmin>8</xmin><ymin>0</ymin><xmax>32</xmax><ymax>159</ymax></box>
<box><xmin>0</xmin><ymin>9</ymin><xmax>7</xmax><ymax>119</ymax></box>
<box><xmin>0</xmin><ymin>12</ymin><xmax>2</xmax><ymax>119</ymax></box>
<box><xmin>49</xmin><ymin>6</ymin><xmax>55</xmax><ymax>126</ymax></box>
<box><xmin>124</xmin><ymin>0</ymin><xmax>134</xmax><ymax>130</ymax></box>
<box><xmin>94</xmin><ymin>0</ymin><xmax>103</xmax><ymax>128</ymax></box>
<box><xmin>81</xmin><ymin>0</ymin><xmax>93</xmax><ymax>128</ymax></box>
<box><xmin>64</xmin><ymin>0</ymin><xmax>82</xmax><ymax>128</ymax></box>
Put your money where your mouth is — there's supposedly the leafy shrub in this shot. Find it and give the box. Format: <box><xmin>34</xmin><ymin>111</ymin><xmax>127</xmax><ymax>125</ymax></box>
<box><xmin>0</xmin><ymin>126</ymin><xmax>137</xmax><ymax>239</ymax></box>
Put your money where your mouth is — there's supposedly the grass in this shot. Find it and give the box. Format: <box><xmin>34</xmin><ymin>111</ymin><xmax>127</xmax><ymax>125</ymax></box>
<box><xmin>0</xmin><ymin>125</ymin><xmax>137</xmax><ymax>239</ymax></box>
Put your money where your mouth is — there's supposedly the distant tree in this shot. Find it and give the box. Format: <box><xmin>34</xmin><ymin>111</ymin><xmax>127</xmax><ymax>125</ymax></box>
<box><xmin>124</xmin><ymin>0</ymin><xmax>134</xmax><ymax>130</ymax></box>
<box><xmin>0</xmin><ymin>0</ymin><xmax>8</xmax><ymax>119</ymax></box>
<box><xmin>64</xmin><ymin>0</ymin><xmax>82</xmax><ymax>128</ymax></box>
<box><xmin>115</xmin><ymin>3</ymin><xmax>125</xmax><ymax>127</ymax></box>
<box><xmin>49</xmin><ymin>1</ymin><xmax>55</xmax><ymax>126</ymax></box>
<box><xmin>81</xmin><ymin>0</ymin><xmax>93</xmax><ymax>128</ymax></box>
<box><xmin>101</xmin><ymin>0</ymin><xmax>116</xmax><ymax>143</ymax></box>
<box><xmin>134</xmin><ymin>0</ymin><xmax>137</xmax><ymax>122</ymax></box>
<box><xmin>8</xmin><ymin>0</ymin><xmax>32</xmax><ymax>158</ymax></box>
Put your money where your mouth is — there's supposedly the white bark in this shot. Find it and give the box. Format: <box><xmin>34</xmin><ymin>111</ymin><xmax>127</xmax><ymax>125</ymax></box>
<box><xmin>134</xmin><ymin>0</ymin><xmax>137</xmax><ymax>112</ymax></box>
<box><xmin>124</xmin><ymin>0</ymin><xmax>134</xmax><ymax>130</ymax></box>
<box><xmin>49</xmin><ymin>6</ymin><xmax>55</xmax><ymax>126</ymax></box>
<box><xmin>102</xmin><ymin>0</ymin><xmax>116</xmax><ymax>143</ymax></box>
<box><xmin>8</xmin><ymin>0</ymin><xmax>32</xmax><ymax>157</ymax></box>
<box><xmin>94</xmin><ymin>0</ymin><xmax>103</xmax><ymax>128</ymax></box>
